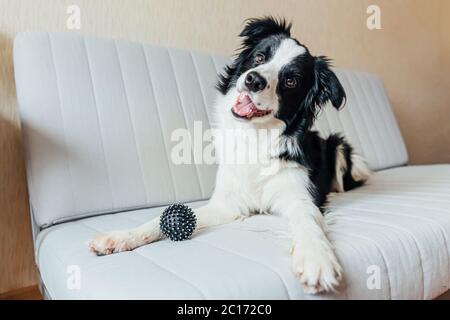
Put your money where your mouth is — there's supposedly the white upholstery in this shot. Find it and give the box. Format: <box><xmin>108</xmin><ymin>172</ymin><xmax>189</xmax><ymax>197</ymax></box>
<box><xmin>14</xmin><ymin>32</ymin><xmax>408</xmax><ymax>228</ymax></box>
<box><xmin>16</xmin><ymin>32</ymin><xmax>444</xmax><ymax>300</ymax></box>
<box><xmin>314</xmin><ymin>70</ymin><xmax>408</xmax><ymax>170</ymax></box>
<box><xmin>36</xmin><ymin>165</ymin><xmax>450</xmax><ymax>300</ymax></box>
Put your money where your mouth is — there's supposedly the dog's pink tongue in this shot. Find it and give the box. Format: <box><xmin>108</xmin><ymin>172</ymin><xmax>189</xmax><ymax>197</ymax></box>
<box><xmin>233</xmin><ymin>93</ymin><xmax>255</xmax><ymax>117</ymax></box>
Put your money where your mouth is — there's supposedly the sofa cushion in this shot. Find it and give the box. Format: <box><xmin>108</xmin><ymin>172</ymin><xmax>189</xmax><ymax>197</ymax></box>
<box><xmin>36</xmin><ymin>165</ymin><xmax>450</xmax><ymax>299</ymax></box>
<box><xmin>14</xmin><ymin>32</ymin><xmax>408</xmax><ymax>228</ymax></box>
<box><xmin>313</xmin><ymin>70</ymin><xmax>408</xmax><ymax>170</ymax></box>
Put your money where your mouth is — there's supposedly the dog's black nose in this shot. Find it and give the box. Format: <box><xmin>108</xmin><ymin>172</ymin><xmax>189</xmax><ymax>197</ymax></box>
<box><xmin>245</xmin><ymin>71</ymin><xmax>267</xmax><ymax>92</ymax></box>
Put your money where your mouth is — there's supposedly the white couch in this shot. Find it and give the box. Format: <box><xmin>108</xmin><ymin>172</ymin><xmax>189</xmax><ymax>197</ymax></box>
<box><xmin>13</xmin><ymin>32</ymin><xmax>450</xmax><ymax>299</ymax></box>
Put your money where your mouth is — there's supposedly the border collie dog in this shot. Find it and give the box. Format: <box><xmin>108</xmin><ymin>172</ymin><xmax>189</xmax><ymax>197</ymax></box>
<box><xmin>89</xmin><ymin>17</ymin><xmax>371</xmax><ymax>294</ymax></box>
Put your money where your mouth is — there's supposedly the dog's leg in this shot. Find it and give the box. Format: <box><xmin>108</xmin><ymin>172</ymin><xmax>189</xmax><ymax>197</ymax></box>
<box><xmin>287</xmin><ymin>204</ymin><xmax>342</xmax><ymax>294</ymax></box>
<box><xmin>195</xmin><ymin>202</ymin><xmax>242</xmax><ymax>230</ymax></box>
<box><xmin>88</xmin><ymin>202</ymin><xmax>240</xmax><ymax>255</ymax></box>
<box><xmin>88</xmin><ymin>215</ymin><xmax>163</xmax><ymax>255</ymax></box>
<box><xmin>263</xmin><ymin>167</ymin><xmax>342</xmax><ymax>294</ymax></box>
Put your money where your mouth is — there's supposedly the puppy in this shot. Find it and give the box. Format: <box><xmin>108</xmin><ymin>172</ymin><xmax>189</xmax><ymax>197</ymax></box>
<box><xmin>89</xmin><ymin>17</ymin><xmax>371</xmax><ymax>294</ymax></box>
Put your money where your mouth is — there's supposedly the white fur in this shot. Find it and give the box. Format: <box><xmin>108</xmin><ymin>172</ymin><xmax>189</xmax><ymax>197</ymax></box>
<box><xmin>351</xmin><ymin>153</ymin><xmax>372</xmax><ymax>182</ymax></box>
<box><xmin>276</xmin><ymin>134</ymin><xmax>302</xmax><ymax>159</ymax></box>
<box><xmin>89</xmin><ymin>39</ymin><xmax>343</xmax><ymax>294</ymax></box>
<box><xmin>332</xmin><ymin>145</ymin><xmax>347</xmax><ymax>193</ymax></box>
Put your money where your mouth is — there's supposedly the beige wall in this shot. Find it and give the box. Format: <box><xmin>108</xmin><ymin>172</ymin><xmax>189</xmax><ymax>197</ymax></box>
<box><xmin>0</xmin><ymin>0</ymin><xmax>449</xmax><ymax>293</ymax></box>
<box><xmin>441</xmin><ymin>0</ymin><xmax>450</xmax><ymax>133</ymax></box>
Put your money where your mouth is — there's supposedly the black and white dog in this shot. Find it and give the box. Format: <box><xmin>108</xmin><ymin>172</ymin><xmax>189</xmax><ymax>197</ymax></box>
<box><xmin>89</xmin><ymin>17</ymin><xmax>371</xmax><ymax>294</ymax></box>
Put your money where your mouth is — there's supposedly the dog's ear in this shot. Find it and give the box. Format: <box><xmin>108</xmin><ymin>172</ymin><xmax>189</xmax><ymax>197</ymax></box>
<box><xmin>305</xmin><ymin>56</ymin><xmax>346</xmax><ymax>112</ymax></box>
<box><xmin>240</xmin><ymin>17</ymin><xmax>292</xmax><ymax>46</ymax></box>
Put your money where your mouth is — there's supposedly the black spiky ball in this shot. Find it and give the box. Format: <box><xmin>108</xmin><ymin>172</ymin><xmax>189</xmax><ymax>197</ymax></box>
<box><xmin>160</xmin><ymin>204</ymin><xmax>197</xmax><ymax>241</ymax></box>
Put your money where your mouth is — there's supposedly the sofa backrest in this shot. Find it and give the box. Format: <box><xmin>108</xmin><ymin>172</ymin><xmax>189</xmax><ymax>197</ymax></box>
<box><xmin>313</xmin><ymin>70</ymin><xmax>408</xmax><ymax>171</ymax></box>
<box><xmin>14</xmin><ymin>32</ymin><xmax>408</xmax><ymax>228</ymax></box>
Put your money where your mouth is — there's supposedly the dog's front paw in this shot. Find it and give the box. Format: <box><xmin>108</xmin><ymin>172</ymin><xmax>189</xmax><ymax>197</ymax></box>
<box><xmin>291</xmin><ymin>243</ymin><xmax>343</xmax><ymax>294</ymax></box>
<box><xmin>88</xmin><ymin>231</ymin><xmax>136</xmax><ymax>256</ymax></box>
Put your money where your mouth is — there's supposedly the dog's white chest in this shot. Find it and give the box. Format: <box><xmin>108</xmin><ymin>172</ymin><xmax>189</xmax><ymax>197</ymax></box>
<box><xmin>211</xmin><ymin>91</ymin><xmax>301</xmax><ymax>215</ymax></box>
<box><xmin>215</xmin><ymin>128</ymin><xmax>287</xmax><ymax>214</ymax></box>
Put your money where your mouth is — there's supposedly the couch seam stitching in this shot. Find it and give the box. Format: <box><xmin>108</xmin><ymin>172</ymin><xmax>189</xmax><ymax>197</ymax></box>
<box><xmin>82</xmin><ymin>36</ymin><xmax>115</xmax><ymax>208</ymax></box>
<box><xmin>114</xmin><ymin>40</ymin><xmax>149</xmax><ymax>204</ymax></box>
<box><xmin>141</xmin><ymin>44</ymin><xmax>178</xmax><ymax>201</ymax></box>
<box><xmin>166</xmin><ymin>48</ymin><xmax>204</xmax><ymax>198</ymax></box>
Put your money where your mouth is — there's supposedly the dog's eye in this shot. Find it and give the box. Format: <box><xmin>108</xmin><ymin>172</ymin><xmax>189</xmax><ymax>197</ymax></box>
<box><xmin>255</xmin><ymin>53</ymin><xmax>265</xmax><ymax>65</ymax></box>
<box><xmin>284</xmin><ymin>77</ymin><xmax>297</xmax><ymax>88</ymax></box>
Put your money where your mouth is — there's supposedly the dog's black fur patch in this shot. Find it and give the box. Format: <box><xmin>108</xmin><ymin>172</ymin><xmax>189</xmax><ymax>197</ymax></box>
<box><xmin>217</xmin><ymin>16</ymin><xmax>366</xmax><ymax>209</ymax></box>
<box><xmin>217</xmin><ymin>17</ymin><xmax>293</xmax><ymax>95</ymax></box>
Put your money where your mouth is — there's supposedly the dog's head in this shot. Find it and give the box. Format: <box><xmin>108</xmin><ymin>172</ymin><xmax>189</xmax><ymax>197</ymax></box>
<box><xmin>218</xmin><ymin>17</ymin><xmax>346</xmax><ymax>127</ymax></box>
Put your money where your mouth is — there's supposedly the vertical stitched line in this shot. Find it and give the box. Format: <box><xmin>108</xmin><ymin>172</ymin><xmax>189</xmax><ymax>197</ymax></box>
<box><xmin>355</xmin><ymin>73</ymin><xmax>392</xmax><ymax>166</ymax></box>
<box><xmin>167</xmin><ymin>48</ymin><xmax>204</xmax><ymax>198</ymax></box>
<box><xmin>378</xmin><ymin>79</ymin><xmax>409</xmax><ymax>162</ymax></box>
<box><xmin>365</xmin><ymin>76</ymin><xmax>399</xmax><ymax>163</ymax></box>
<box><xmin>337</xmin><ymin>74</ymin><xmax>366</xmax><ymax>155</ymax></box>
<box><xmin>337</xmin><ymin>214</ymin><xmax>426</xmax><ymax>299</ymax></box>
<box><xmin>210</xmin><ymin>56</ymin><xmax>230</xmax><ymax>131</ymax></box>
<box><xmin>341</xmin><ymin>72</ymin><xmax>378</xmax><ymax>167</ymax></box>
<box><xmin>349</xmin><ymin>73</ymin><xmax>383</xmax><ymax>167</ymax></box>
<box><xmin>47</xmin><ymin>32</ymin><xmax>77</xmax><ymax>214</ymax></box>
<box><xmin>336</xmin><ymin>228</ymin><xmax>393</xmax><ymax>299</ymax></box>
<box><xmin>371</xmin><ymin>78</ymin><xmax>406</xmax><ymax>163</ymax></box>
<box><xmin>190</xmin><ymin>53</ymin><xmax>218</xmax><ymax>197</ymax></box>
<box><xmin>331</xmin><ymin>195</ymin><xmax>450</xmax><ymax>296</ymax></box>
<box><xmin>114</xmin><ymin>41</ymin><xmax>149</xmax><ymax>204</ymax></box>
<box><xmin>190</xmin><ymin>53</ymin><xmax>212</xmax><ymax>124</ymax></box>
<box><xmin>210</xmin><ymin>55</ymin><xmax>226</xmax><ymax>77</ymax></box>
<box><xmin>141</xmin><ymin>44</ymin><xmax>178</xmax><ymax>200</ymax></box>
<box><xmin>335</xmin><ymin>106</ymin><xmax>351</xmax><ymax>142</ymax></box>
<box><xmin>83</xmin><ymin>37</ymin><xmax>115</xmax><ymax>208</ymax></box>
